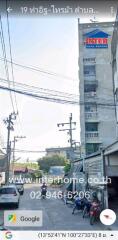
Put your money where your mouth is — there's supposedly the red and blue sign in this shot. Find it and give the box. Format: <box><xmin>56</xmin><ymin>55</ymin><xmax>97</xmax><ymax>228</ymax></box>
<box><xmin>84</xmin><ymin>29</ymin><xmax>110</xmax><ymax>49</ymax></box>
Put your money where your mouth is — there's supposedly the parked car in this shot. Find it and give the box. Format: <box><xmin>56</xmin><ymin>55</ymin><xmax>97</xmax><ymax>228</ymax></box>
<box><xmin>0</xmin><ymin>185</ymin><xmax>20</xmax><ymax>208</ymax></box>
<box><xmin>15</xmin><ymin>182</ymin><xmax>24</xmax><ymax>195</ymax></box>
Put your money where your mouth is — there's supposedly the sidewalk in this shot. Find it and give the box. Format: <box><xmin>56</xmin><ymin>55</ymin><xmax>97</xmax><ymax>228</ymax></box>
<box><xmin>65</xmin><ymin>201</ymin><xmax>118</xmax><ymax>231</ymax></box>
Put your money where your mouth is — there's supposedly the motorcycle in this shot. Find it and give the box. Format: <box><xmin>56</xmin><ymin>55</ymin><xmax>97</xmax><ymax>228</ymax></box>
<box><xmin>72</xmin><ymin>197</ymin><xmax>86</xmax><ymax>214</ymax></box>
<box><xmin>41</xmin><ymin>186</ymin><xmax>47</xmax><ymax>199</ymax></box>
<box><xmin>82</xmin><ymin>199</ymin><xmax>92</xmax><ymax>218</ymax></box>
<box><xmin>89</xmin><ymin>201</ymin><xmax>101</xmax><ymax>225</ymax></box>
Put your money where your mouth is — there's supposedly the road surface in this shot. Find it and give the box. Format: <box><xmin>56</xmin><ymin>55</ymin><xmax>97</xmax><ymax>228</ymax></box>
<box><xmin>0</xmin><ymin>184</ymin><xmax>113</xmax><ymax>230</ymax></box>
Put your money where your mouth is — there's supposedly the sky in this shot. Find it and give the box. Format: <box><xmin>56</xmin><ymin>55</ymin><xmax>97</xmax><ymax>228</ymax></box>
<box><xmin>0</xmin><ymin>7</ymin><xmax>116</xmax><ymax>162</ymax></box>
<box><xmin>0</xmin><ymin>16</ymin><xmax>79</xmax><ymax>162</ymax></box>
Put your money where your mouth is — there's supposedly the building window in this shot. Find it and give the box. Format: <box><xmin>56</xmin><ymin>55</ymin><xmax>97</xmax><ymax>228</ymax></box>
<box><xmin>83</xmin><ymin>57</ymin><xmax>96</xmax><ymax>62</ymax></box>
<box><xmin>85</xmin><ymin>104</ymin><xmax>97</xmax><ymax>112</ymax></box>
<box><xmin>86</xmin><ymin>143</ymin><xmax>100</xmax><ymax>155</ymax></box>
<box><xmin>85</xmin><ymin>122</ymin><xmax>98</xmax><ymax>132</ymax></box>
<box><xmin>84</xmin><ymin>84</ymin><xmax>96</xmax><ymax>92</ymax></box>
<box><xmin>84</xmin><ymin>65</ymin><xmax>96</xmax><ymax>76</ymax></box>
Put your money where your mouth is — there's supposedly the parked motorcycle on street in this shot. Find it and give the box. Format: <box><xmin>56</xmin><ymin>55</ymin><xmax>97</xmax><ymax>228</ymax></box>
<box><xmin>89</xmin><ymin>201</ymin><xmax>101</xmax><ymax>225</ymax></box>
<box><xmin>82</xmin><ymin>199</ymin><xmax>92</xmax><ymax>218</ymax></box>
<box><xmin>72</xmin><ymin>197</ymin><xmax>87</xmax><ymax>214</ymax></box>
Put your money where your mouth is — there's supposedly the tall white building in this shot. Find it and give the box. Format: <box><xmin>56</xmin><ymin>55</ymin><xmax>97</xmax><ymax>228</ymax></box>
<box><xmin>79</xmin><ymin>22</ymin><xmax>117</xmax><ymax>156</ymax></box>
<box><xmin>112</xmin><ymin>11</ymin><xmax>118</xmax><ymax>135</ymax></box>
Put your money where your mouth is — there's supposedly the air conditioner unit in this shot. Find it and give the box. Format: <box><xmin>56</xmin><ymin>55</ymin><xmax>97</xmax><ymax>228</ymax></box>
<box><xmin>91</xmin><ymin>92</ymin><xmax>96</xmax><ymax>96</ymax></box>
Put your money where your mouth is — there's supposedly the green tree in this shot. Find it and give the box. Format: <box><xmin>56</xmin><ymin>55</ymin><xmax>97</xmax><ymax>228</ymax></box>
<box><xmin>64</xmin><ymin>162</ymin><xmax>71</xmax><ymax>174</ymax></box>
<box><xmin>37</xmin><ymin>154</ymin><xmax>67</xmax><ymax>173</ymax></box>
<box><xmin>30</xmin><ymin>170</ymin><xmax>42</xmax><ymax>180</ymax></box>
<box><xmin>12</xmin><ymin>162</ymin><xmax>39</xmax><ymax>170</ymax></box>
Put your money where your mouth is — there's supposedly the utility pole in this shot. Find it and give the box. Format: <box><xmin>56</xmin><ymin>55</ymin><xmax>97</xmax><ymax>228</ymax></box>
<box><xmin>3</xmin><ymin>112</ymin><xmax>17</xmax><ymax>184</ymax></box>
<box><xmin>57</xmin><ymin>113</ymin><xmax>76</xmax><ymax>161</ymax></box>
<box><xmin>12</xmin><ymin>136</ymin><xmax>26</xmax><ymax>176</ymax></box>
<box><xmin>72</xmin><ymin>141</ymin><xmax>81</xmax><ymax>159</ymax></box>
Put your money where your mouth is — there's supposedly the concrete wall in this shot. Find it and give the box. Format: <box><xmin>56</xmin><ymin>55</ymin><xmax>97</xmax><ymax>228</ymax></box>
<box><xmin>84</xmin><ymin>153</ymin><xmax>104</xmax><ymax>187</ymax></box>
<box><xmin>105</xmin><ymin>151</ymin><xmax>118</xmax><ymax>176</ymax></box>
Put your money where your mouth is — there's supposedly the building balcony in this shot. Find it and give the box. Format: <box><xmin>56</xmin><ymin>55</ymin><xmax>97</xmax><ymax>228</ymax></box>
<box><xmin>85</xmin><ymin>131</ymin><xmax>101</xmax><ymax>143</ymax></box>
<box><xmin>85</xmin><ymin>112</ymin><xmax>99</xmax><ymax>122</ymax></box>
<box><xmin>84</xmin><ymin>92</ymin><xmax>97</xmax><ymax>100</ymax></box>
<box><xmin>84</xmin><ymin>75</ymin><xmax>96</xmax><ymax>81</ymax></box>
<box><xmin>84</xmin><ymin>79</ymin><xmax>98</xmax><ymax>87</ymax></box>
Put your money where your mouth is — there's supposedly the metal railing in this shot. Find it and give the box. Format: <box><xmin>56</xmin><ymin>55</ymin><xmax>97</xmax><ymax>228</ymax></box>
<box><xmin>85</xmin><ymin>112</ymin><xmax>98</xmax><ymax>120</ymax></box>
<box><xmin>84</xmin><ymin>92</ymin><xmax>97</xmax><ymax>98</ymax></box>
<box><xmin>85</xmin><ymin>131</ymin><xmax>99</xmax><ymax>138</ymax></box>
<box><xmin>84</xmin><ymin>75</ymin><xmax>96</xmax><ymax>80</ymax></box>
<box><xmin>84</xmin><ymin>80</ymin><xmax>98</xmax><ymax>86</ymax></box>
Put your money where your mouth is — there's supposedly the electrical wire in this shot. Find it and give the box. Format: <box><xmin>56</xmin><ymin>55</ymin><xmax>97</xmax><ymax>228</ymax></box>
<box><xmin>0</xmin><ymin>56</ymin><xmax>78</xmax><ymax>83</ymax></box>
<box><xmin>12</xmin><ymin>149</ymin><xmax>46</xmax><ymax>153</ymax></box>
<box><xmin>0</xmin><ymin>83</ymin><xmax>116</xmax><ymax>109</ymax></box>
<box><xmin>0</xmin><ymin>77</ymin><xmax>114</xmax><ymax>105</ymax></box>
<box><xmin>6</xmin><ymin>0</ymin><xmax>18</xmax><ymax>112</ymax></box>
<box><xmin>0</xmin><ymin>56</ymin><xmax>114</xmax><ymax>96</ymax></box>
<box><xmin>0</xmin><ymin>77</ymin><xmax>79</xmax><ymax>100</ymax></box>
<box><xmin>0</xmin><ymin>14</ymin><xmax>15</xmax><ymax>111</ymax></box>
<box><xmin>0</xmin><ymin>77</ymin><xmax>116</xmax><ymax>110</ymax></box>
<box><xmin>0</xmin><ymin>84</ymin><xmax>79</xmax><ymax>105</ymax></box>
<box><xmin>6</xmin><ymin>0</ymin><xmax>22</xmax><ymax>133</ymax></box>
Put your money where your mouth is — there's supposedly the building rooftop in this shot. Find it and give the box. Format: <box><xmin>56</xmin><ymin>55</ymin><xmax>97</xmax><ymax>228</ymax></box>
<box><xmin>79</xmin><ymin>21</ymin><xmax>115</xmax><ymax>29</ymax></box>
